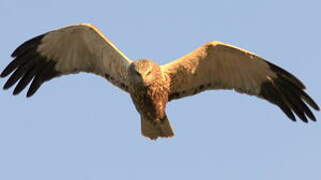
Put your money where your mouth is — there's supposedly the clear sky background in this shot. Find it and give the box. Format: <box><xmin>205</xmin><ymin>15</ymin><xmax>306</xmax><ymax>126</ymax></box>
<box><xmin>0</xmin><ymin>0</ymin><xmax>320</xmax><ymax>179</ymax></box>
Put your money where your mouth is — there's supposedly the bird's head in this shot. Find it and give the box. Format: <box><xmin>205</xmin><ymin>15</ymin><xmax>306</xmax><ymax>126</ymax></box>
<box><xmin>128</xmin><ymin>59</ymin><xmax>160</xmax><ymax>87</ymax></box>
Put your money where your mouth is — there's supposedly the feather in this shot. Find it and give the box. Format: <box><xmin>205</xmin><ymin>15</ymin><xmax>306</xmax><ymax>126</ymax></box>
<box><xmin>162</xmin><ymin>41</ymin><xmax>319</xmax><ymax>122</ymax></box>
<box><xmin>1</xmin><ymin>24</ymin><xmax>132</xmax><ymax>96</ymax></box>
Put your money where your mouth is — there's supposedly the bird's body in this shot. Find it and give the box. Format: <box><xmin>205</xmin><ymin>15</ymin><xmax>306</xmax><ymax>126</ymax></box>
<box><xmin>128</xmin><ymin>60</ymin><xmax>173</xmax><ymax>139</ymax></box>
<box><xmin>1</xmin><ymin>24</ymin><xmax>319</xmax><ymax>140</ymax></box>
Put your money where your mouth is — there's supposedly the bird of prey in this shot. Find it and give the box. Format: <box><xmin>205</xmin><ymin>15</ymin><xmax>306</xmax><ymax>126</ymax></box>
<box><xmin>1</xmin><ymin>24</ymin><xmax>319</xmax><ymax>140</ymax></box>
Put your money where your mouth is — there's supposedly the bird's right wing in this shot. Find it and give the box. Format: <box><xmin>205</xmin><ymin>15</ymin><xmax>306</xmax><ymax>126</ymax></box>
<box><xmin>161</xmin><ymin>41</ymin><xmax>319</xmax><ymax>122</ymax></box>
<box><xmin>1</xmin><ymin>24</ymin><xmax>132</xmax><ymax>97</ymax></box>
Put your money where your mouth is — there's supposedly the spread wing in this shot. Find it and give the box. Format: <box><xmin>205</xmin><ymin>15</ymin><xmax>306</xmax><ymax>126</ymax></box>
<box><xmin>1</xmin><ymin>23</ymin><xmax>132</xmax><ymax>97</ymax></box>
<box><xmin>161</xmin><ymin>41</ymin><xmax>319</xmax><ymax>122</ymax></box>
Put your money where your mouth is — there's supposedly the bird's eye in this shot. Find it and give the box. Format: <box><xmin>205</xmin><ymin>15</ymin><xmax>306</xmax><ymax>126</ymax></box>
<box><xmin>146</xmin><ymin>71</ymin><xmax>151</xmax><ymax>76</ymax></box>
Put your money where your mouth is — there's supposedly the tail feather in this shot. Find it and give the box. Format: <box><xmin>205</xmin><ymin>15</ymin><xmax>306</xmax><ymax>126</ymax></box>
<box><xmin>141</xmin><ymin>115</ymin><xmax>174</xmax><ymax>140</ymax></box>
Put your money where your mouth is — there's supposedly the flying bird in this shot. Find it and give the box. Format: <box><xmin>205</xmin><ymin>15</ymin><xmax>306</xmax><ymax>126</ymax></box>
<box><xmin>1</xmin><ymin>24</ymin><xmax>319</xmax><ymax>140</ymax></box>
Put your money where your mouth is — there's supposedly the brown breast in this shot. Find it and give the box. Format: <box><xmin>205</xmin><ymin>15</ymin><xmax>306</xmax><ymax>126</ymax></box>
<box><xmin>130</xmin><ymin>82</ymin><xmax>169</xmax><ymax>121</ymax></box>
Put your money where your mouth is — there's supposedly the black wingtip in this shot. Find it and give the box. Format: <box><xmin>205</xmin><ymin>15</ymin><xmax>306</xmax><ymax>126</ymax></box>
<box><xmin>259</xmin><ymin>59</ymin><xmax>320</xmax><ymax>122</ymax></box>
<box><xmin>11</xmin><ymin>34</ymin><xmax>46</xmax><ymax>58</ymax></box>
<box><xmin>26</xmin><ymin>93</ymin><xmax>33</xmax><ymax>98</ymax></box>
<box><xmin>266</xmin><ymin>61</ymin><xmax>306</xmax><ymax>89</ymax></box>
<box><xmin>260</xmin><ymin>75</ymin><xmax>318</xmax><ymax>123</ymax></box>
<box><xmin>3</xmin><ymin>32</ymin><xmax>60</xmax><ymax>97</ymax></box>
<box><xmin>0</xmin><ymin>72</ymin><xmax>6</xmax><ymax>78</ymax></box>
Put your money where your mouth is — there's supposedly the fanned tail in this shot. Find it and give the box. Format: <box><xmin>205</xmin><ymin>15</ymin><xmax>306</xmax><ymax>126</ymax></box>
<box><xmin>141</xmin><ymin>115</ymin><xmax>174</xmax><ymax>140</ymax></box>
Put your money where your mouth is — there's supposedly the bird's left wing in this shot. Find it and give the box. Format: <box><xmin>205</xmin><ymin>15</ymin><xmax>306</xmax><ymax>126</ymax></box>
<box><xmin>1</xmin><ymin>24</ymin><xmax>132</xmax><ymax>97</ymax></box>
<box><xmin>161</xmin><ymin>41</ymin><xmax>319</xmax><ymax>122</ymax></box>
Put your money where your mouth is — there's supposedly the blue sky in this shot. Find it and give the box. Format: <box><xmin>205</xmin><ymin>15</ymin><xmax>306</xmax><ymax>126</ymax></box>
<box><xmin>0</xmin><ymin>0</ymin><xmax>320</xmax><ymax>179</ymax></box>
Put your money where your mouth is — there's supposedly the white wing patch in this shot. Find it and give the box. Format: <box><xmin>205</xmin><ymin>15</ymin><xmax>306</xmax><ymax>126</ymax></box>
<box><xmin>162</xmin><ymin>41</ymin><xmax>276</xmax><ymax>99</ymax></box>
